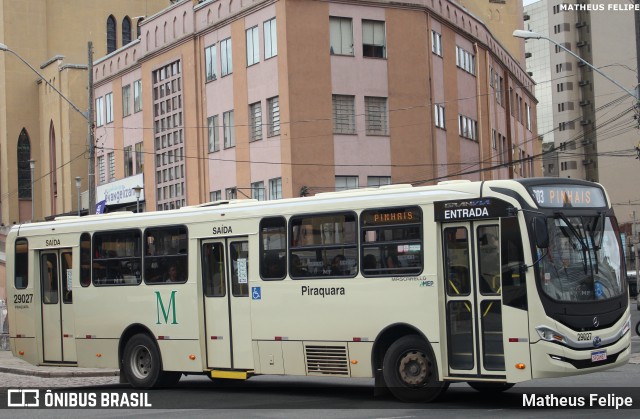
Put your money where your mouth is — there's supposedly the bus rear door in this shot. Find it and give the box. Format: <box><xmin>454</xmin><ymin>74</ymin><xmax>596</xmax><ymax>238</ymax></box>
<box><xmin>39</xmin><ymin>249</ymin><xmax>76</xmax><ymax>363</ymax></box>
<box><xmin>201</xmin><ymin>238</ymin><xmax>252</xmax><ymax>374</ymax></box>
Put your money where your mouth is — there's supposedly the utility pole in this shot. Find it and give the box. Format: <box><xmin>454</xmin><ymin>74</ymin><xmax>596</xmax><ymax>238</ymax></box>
<box><xmin>87</xmin><ymin>42</ymin><xmax>96</xmax><ymax>214</ymax></box>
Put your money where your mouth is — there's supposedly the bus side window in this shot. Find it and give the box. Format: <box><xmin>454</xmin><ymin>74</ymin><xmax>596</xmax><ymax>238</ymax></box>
<box><xmin>15</xmin><ymin>238</ymin><xmax>29</xmax><ymax>289</ymax></box>
<box><xmin>260</xmin><ymin>217</ymin><xmax>286</xmax><ymax>280</ymax></box>
<box><xmin>501</xmin><ymin>218</ymin><xmax>527</xmax><ymax>310</ymax></box>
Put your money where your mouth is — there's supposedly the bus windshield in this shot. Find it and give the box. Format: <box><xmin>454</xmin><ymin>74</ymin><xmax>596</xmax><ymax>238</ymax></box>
<box><xmin>539</xmin><ymin>215</ymin><xmax>625</xmax><ymax>302</ymax></box>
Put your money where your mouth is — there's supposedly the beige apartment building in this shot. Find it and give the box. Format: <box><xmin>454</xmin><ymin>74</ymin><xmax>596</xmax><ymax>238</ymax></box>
<box><xmin>0</xmin><ymin>0</ymin><xmax>170</xmax><ymax>301</ymax></box>
<box><xmin>92</xmin><ymin>0</ymin><xmax>539</xmax><ymax>215</ymax></box>
<box><xmin>524</xmin><ymin>0</ymin><xmax>639</xmax><ymax>225</ymax></box>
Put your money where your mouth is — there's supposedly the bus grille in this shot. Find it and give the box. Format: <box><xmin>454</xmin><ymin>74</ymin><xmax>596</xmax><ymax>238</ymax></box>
<box><xmin>304</xmin><ymin>345</ymin><xmax>350</xmax><ymax>376</ymax></box>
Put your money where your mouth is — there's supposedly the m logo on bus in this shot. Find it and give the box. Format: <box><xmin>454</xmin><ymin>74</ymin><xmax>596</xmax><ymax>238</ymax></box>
<box><xmin>155</xmin><ymin>291</ymin><xmax>178</xmax><ymax>325</ymax></box>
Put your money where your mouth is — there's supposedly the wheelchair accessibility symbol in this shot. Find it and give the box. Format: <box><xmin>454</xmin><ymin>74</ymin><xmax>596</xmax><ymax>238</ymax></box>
<box><xmin>252</xmin><ymin>287</ymin><xmax>261</xmax><ymax>300</ymax></box>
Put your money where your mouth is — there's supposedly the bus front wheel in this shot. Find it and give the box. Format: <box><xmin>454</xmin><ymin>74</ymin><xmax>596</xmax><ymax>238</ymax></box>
<box><xmin>382</xmin><ymin>335</ymin><xmax>448</xmax><ymax>402</ymax></box>
<box><xmin>123</xmin><ymin>333</ymin><xmax>178</xmax><ymax>388</ymax></box>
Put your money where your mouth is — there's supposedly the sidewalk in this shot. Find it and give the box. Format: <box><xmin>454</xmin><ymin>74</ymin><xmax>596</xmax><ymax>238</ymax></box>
<box><xmin>0</xmin><ymin>351</ymin><xmax>119</xmax><ymax>378</ymax></box>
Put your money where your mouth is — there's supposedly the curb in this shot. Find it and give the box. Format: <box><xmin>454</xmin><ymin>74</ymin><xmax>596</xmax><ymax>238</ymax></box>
<box><xmin>0</xmin><ymin>365</ymin><xmax>119</xmax><ymax>378</ymax></box>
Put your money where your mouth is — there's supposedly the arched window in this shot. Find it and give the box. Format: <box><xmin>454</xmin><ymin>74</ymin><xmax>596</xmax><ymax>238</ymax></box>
<box><xmin>17</xmin><ymin>129</ymin><xmax>31</xmax><ymax>199</ymax></box>
<box><xmin>107</xmin><ymin>15</ymin><xmax>117</xmax><ymax>53</ymax></box>
<box><xmin>137</xmin><ymin>17</ymin><xmax>144</xmax><ymax>38</ymax></box>
<box><xmin>123</xmin><ymin>16</ymin><xmax>132</xmax><ymax>45</ymax></box>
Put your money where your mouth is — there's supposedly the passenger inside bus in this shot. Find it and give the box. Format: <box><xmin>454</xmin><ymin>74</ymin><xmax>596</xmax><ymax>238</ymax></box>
<box><xmin>165</xmin><ymin>264</ymin><xmax>181</xmax><ymax>282</ymax></box>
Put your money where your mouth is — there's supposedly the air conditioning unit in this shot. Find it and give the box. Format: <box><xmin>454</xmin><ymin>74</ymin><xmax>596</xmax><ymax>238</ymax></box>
<box><xmin>580</xmin><ymin>119</ymin><xmax>592</xmax><ymax>126</ymax></box>
<box><xmin>578</xmin><ymin>61</ymin><xmax>586</xmax><ymax>67</ymax></box>
<box><xmin>577</xmin><ymin>41</ymin><xmax>587</xmax><ymax>48</ymax></box>
<box><xmin>576</xmin><ymin>21</ymin><xmax>586</xmax><ymax>28</ymax></box>
<box><xmin>525</xmin><ymin>52</ymin><xmax>532</xmax><ymax>58</ymax></box>
<box><xmin>523</xmin><ymin>14</ymin><xmax>530</xmax><ymax>21</ymax></box>
<box><xmin>579</xmin><ymin>100</ymin><xmax>591</xmax><ymax>106</ymax></box>
<box><xmin>579</xmin><ymin>80</ymin><xmax>590</xmax><ymax>87</ymax></box>
<box><xmin>581</xmin><ymin>139</ymin><xmax>592</xmax><ymax>146</ymax></box>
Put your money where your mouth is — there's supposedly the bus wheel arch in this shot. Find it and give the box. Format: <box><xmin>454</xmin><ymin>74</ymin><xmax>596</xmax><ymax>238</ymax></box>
<box><xmin>373</xmin><ymin>325</ymin><xmax>448</xmax><ymax>402</ymax></box>
<box><xmin>119</xmin><ymin>325</ymin><xmax>181</xmax><ymax>388</ymax></box>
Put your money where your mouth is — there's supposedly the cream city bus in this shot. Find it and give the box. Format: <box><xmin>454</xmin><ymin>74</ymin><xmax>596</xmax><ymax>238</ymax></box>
<box><xmin>7</xmin><ymin>178</ymin><xmax>631</xmax><ymax>402</ymax></box>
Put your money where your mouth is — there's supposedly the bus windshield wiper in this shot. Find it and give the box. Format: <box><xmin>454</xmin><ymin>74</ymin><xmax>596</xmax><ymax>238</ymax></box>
<box><xmin>557</xmin><ymin>213</ymin><xmax>590</xmax><ymax>274</ymax></box>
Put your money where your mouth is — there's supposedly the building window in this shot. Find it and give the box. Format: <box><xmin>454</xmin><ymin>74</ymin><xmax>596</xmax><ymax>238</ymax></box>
<box><xmin>556</xmin><ymin>82</ymin><xmax>573</xmax><ymax>92</ymax></box>
<box><xmin>122</xmin><ymin>85</ymin><xmax>131</xmax><ymax>117</ymax></box>
<box><xmin>526</xmin><ymin>103</ymin><xmax>531</xmax><ymax>131</ymax></box>
<box><xmin>135</xmin><ymin>142</ymin><xmax>143</xmax><ymax>174</ymax></box>
<box><xmin>246</xmin><ymin>26</ymin><xmax>259</xmax><ymax>66</ymax></box>
<box><xmin>98</xmin><ymin>156</ymin><xmax>106</xmax><ymax>185</ymax></box>
<box><xmin>329</xmin><ymin>16</ymin><xmax>353</xmax><ymax>56</ymax></box>
<box><xmin>208</xmin><ymin>115</ymin><xmax>219</xmax><ymax>152</ymax></box>
<box><xmin>491</xmin><ymin>129</ymin><xmax>497</xmax><ymax>150</ymax></box>
<box><xmin>122</xmin><ymin>16</ymin><xmax>132</xmax><ymax>45</ymax></box>
<box><xmin>108</xmin><ymin>152</ymin><xmax>115</xmax><ymax>181</ymax></box>
<box><xmin>124</xmin><ymin>146</ymin><xmax>133</xmax><ymax>177</ymax></box>
<box><xmin>107</xmin><ymin>15</ymin><xmax>117</xmax><ymax>54</ymax></box>
<box><xmin>332</xmin><ymin>94</ymin><xmax>356</xmax><ymax>134</ymax></box>
<box><xmin>226</xmin><ymin>187</ymin><xmax>237</xmax><ymax>200</ymax></box>
<box><xmin>221</xmin><ymin>38</ymin><xmax>233</xmax><ymax>76</ymax></box>
<box><xmin>561</xmin><ymin>161</ymin><xmax>578</xmax><ymax>171</ymax></box>
<box><xmin>134</xmin><ymin>80</ymin><xmax>142</xmax><ymax>112</ymax></box>
<box><xmin>95</xmin><ymin>97</ymin><xmax>104</xmax><ymax>127</ymax></box>
<box><xmin>558</xmin><ymin>121</ymin><xmax>575</xmax><ymax>131</ymax></box>
<box><xmin>252</xmin><ymin>181</ymin><xmax>265</xmax><ymax>201</ymax></box>
<box><xmin>432</xmin><ymin>30</ymin><xmax>442</xmax><ymax>56</ymax></box>
<box><xmin>269</xmin><ymin>178</ymin><xmax>282</xmax><ymax>200</ymax></box>
<box><xmin>210</xmin><ymin>190</ymin><xmax>222</xmax><ymax>202</ymax></box>
<box><xmin>223</xmin><ymin>110</ymin><xmax>235</xmax><ymax>148</ymax></box>
<box><xmin>367</xmin><ymin>176</ymin><xmax>391</xmax><ymax>187</ymax></box>
<box><xmin>456</xmin><ymin>46</ymin><xmax>475</xmax><ymax>75</ymax></box>
<box><xmin>267</xmin><ymin>96</ymin><xmax>280</xmax><ymax>137</ymax></box>
<box><xmin>336</xmin><ymin>176</ymin><xmax>359</xmax><ymax>191</ymax></box>
<box><xmin>458</xmin><ymin>115</ymin><xmax>478</xmax><ymax>141</ymax></box>
<box><xmin>365</xmin><ymin>96</ymin><xmax>388</xmax><ymax>135</ymax></box>
<box><xmin>17</xmin><ymin>129</ymin><xmax>31</xmax><ymax>199</ymax></box>
<box><xmin>495</xmin><ymin>75</ymin><xmax>504</xmax><ymax>106</ymax></box>
<box><xmin>249</xmin><ymin>102</ymin><xmax>263</xmax><ymax>141</ymax></box>
<box><xmin>205</xmin><ymin>44</ymin><xmax>217</xmax><ymax>81</ymax></box>
<box><xmin>264</xmin><ymin>17</ymin><xmax>277</xmax><ymax>59</ymax></box>
<box><xmin>555</xmin><ymin>42</ymin><xmax>571</xmax><ymax>53</ymax></box>
<box><xmin>362</xmin><ymin>20</ymin><xmax>386</xmax><ymax>58</ymax></box>
<box><xmin>105</xmin><ymin>92</ymin><xmax>113</xmax><ymax>124</ymax></box>
<box><xmin>434</xmin><ymin>104</ymin><xmax>445</xmax><ymax>129</ymax></box>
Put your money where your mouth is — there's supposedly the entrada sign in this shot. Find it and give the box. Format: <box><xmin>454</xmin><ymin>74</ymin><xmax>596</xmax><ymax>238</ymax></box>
<box><xmin>434</xmin><ymin>198</ymin><xmax>512</xmax><ymax>222</ymax></box>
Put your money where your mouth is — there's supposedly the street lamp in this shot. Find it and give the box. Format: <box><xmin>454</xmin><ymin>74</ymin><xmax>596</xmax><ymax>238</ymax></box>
<box><xmin>75</xmin><ymin>176</ymin><xmax>82</xmax><ymax>216</ymax></box>
<box><xmin>29</xmin><ymin>160</ymin><xmax>36</xmax><ymax>221</ymax></box>
<box><xmin>0</xmin><ymin>42</ymin><xmax>97</xmax><ymax>215</ymax></box>
<box><xmin>132</xmin><ymin>185</ymin><xmax>143</xmax><ymax>213</ymax></box>
<box><xmin>513</xmin><ymin>30</ymin><xmax>639</xmax><ymax>100</ymax></box>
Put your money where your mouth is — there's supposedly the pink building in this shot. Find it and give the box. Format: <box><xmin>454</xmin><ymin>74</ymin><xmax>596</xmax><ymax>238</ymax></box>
<box><xmin>92</xmin><ymin>0</ymin><xmax>539</xmax><ymax>212</ymax></box>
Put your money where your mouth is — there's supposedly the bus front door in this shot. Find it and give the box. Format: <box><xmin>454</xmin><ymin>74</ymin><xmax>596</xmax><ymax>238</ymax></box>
<box><xmin>39</xmin><ymin>249</ymin><xmax>76</xmax><ymax>363</ymax></box>
<box><xmin>201</xmin><ymin>238</ymin><xmax>252</xmax><ymax>371</ymax></box>
<box><xmin>442</xmin><ymin>222</ymin><xmax>505</xmax><ymax>379</ymax></box>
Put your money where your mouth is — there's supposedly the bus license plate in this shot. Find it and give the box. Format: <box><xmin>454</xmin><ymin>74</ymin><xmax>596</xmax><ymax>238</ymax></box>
<box><xmin>591</xmin><ymin>350</ymin><xmax>607</xmax><ymax>362</ymax></box>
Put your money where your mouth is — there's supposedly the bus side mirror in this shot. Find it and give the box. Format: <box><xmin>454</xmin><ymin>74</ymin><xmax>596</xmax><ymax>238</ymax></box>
<box><xmin>532</xmin><ymin>217</ymin><xmax>549</xmax><ymax>249</ymax></box>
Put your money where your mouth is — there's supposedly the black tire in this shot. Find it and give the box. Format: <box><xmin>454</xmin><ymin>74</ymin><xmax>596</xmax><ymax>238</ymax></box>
<box><xmin>382</xmin><ymin>335</ymin><xmax>448</xmax><ymax>403</ymax></box>
<box><xmin>122</xmin><ymin>333</ymin><xmax>165</xmax><ymax>388</ymax></box>
<box><xmin>468</xmin><ymin>381</ymin><xmax>515</xmax><ymax>393</ymax></box>
<box><xmin>635</xmin><ymin>320</ymin><xmax>640</xmax><ymax>337</ymax></box>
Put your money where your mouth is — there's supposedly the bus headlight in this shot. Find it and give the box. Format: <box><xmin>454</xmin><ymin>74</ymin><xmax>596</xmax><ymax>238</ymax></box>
<box><xmin>620</xmin><ymin>317</ymin><xmax>631</xmax><ymax>336</ymax></box>
<box><xmin>536</xmin><ymin>326</ymin><xmax>567</xmax><ymax>344</ymax></box>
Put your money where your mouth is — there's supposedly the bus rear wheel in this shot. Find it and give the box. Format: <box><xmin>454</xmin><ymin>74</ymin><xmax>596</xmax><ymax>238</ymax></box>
<box><xmin>382</xmin><ymin>335</ymin><xmax>448</xmax><ymax>402</ymax></box>
<box><xmin>123</xmin><ymin>333</ymin><xmax>178</xmax><ymax>388</ymax></box>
